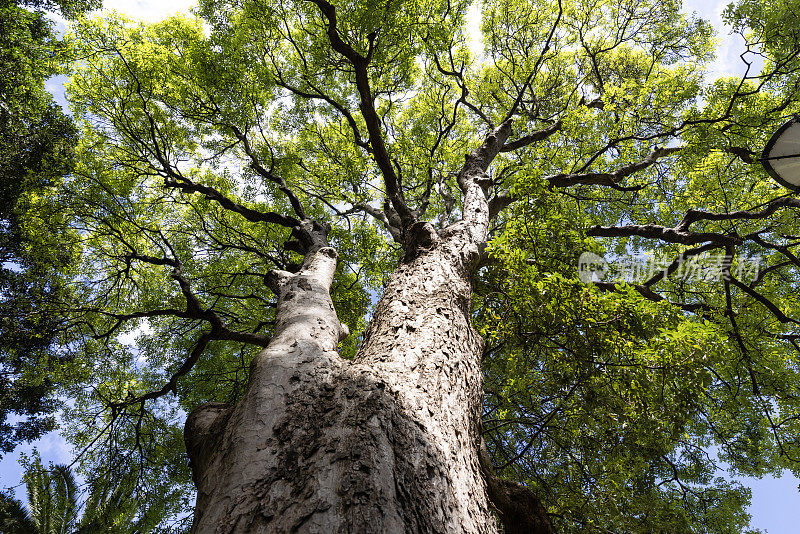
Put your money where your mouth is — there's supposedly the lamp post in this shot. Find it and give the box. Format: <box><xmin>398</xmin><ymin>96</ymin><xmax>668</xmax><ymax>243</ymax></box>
<box><xmin>762</xmin><ymin>115</ymin><xmax>800</xmax><ymax>190</ymax></box>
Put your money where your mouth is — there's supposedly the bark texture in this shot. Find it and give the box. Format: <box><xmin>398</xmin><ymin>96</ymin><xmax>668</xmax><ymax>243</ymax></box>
<box><xmin>185</xmin><ymin>229</ymin><xmax>497</xmax><ymax>532</ymax></box>
<box><xmin>184</xmin><ymin>122</ymin><xmax>552</xmax><ymax>533</ymax></box>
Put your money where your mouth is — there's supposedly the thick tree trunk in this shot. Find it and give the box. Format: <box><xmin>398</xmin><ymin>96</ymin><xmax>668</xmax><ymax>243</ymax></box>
<box><xmin>185</xmin><ymin>224</ymin><xmax>498</xmax><ymax>532</ymax></box>
<box><xmin>184</xmin><ymin>121</ymin><xmax>553</xmax><ymax>533</ymax></box>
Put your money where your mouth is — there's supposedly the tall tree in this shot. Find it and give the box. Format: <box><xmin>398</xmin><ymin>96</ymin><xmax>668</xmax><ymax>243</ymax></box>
<box><xmin>29</xmin><ymin>0</ymin><xmax>800</xmax><ymax>531</ymax></box>
<box><xmin>0</xmin><ymin>455</ymin><xmax>79</xmax><ymax>534</ymax></box>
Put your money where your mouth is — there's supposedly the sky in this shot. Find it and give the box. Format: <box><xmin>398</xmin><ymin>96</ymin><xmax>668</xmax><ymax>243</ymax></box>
<box><xmin>3</xmin><ymin>0</ymin><xmax>800</xmax><ymax>532</ymax></box>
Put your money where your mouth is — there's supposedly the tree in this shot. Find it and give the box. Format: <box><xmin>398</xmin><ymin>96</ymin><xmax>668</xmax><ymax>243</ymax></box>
<box><xmin>27</xmin><ymin>0</ymin><xmax>800</xmax><ymax>531</ymax></box>
<box><xmin>0</xmin><ymin>0</ymin><xmax>98</xmax><ymax>455</ymax></box>
<box><xmin>0</xmin><ymin>454</ymin><xmax>166</xmax><ymax>533</ymax></box>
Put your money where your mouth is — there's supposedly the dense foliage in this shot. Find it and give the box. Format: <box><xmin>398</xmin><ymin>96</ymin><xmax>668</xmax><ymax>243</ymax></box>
<box><xmin>0</xmin><ymin>0</ymin><xmax>98</xmax><ymax>455</ymax></box>
<box><xmin>0</xmin><ymin>453</ymin><xmax>167</xmax><ymax>533</ymax></box>
<box><xmin>9</xmin><ymin>0</ymin><xmax>800</xmax><ymax>531</ymax></box>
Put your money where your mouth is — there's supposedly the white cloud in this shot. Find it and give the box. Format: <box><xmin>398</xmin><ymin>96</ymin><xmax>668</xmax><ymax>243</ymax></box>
<box><xmin>683</xmin><ymin>0</ymin><xmax>756</xmax><ymax>80</ymax></box>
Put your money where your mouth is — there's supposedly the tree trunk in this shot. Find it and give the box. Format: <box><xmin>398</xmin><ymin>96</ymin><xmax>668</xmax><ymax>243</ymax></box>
<box><xmin>183</xmin><ymin>122</ymin><xmax>554</xmax><ymax>533</ymax></box>
<box><xmin>184</xmin><ymin>221</ymin><xmax>498</xmax><ymax>532</ymax></box>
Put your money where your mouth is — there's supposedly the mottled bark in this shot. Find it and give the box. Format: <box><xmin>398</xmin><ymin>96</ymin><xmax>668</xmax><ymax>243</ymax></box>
<box><xmin>184</xmin><ymin>122</ymin><xmax>553</xmax><ymax>533</ymax></box>
<box><xmin>185</xmin><ymin>230</ymin><xmax>496</xmax><ymax>533</ymax></box>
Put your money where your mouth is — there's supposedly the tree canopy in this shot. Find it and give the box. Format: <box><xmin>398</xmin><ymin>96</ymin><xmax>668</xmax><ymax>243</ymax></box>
<box><xmin>11</xmin><ymin>0</ymin><xmax>800</xmax><ymax>531</ymax></box>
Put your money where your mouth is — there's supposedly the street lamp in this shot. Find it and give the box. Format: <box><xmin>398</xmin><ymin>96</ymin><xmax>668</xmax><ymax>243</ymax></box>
<box><xmin>762</xmin><ymin>115</ymin><xmax>800</xmax><ymax>191</ymax></box>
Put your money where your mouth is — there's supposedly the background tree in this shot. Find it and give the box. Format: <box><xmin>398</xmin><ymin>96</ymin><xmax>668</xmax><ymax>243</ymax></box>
<box><xmin>0</xmin><ymin>0</ymin><xmax>98</xmax><ymax>455</ymax></box>
<box><xmin>0</xmin><ymin>454</ymin><xmax>167</xmax><ymax>533</ymax></box>
<box><xmin>0</xmin><ymin>454</ymin><xmax>80</xmax><ymax>534</ymax></box>
<box><xmin>20</xmin><ymin>0</ymin><xmax>800</xmax><ymax>531</ymax></box>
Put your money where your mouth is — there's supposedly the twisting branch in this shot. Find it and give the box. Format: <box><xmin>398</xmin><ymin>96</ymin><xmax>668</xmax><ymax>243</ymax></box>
<box><xmin>721</xmin><ymin>145</ymin><xmax>757</xmax><ymax>164</ymax></box>
<box><xmin>112</xmin><ymin>331</ymin><xmax>214</xmax><ymax>409</ymax></box>
<box><xmin>488</xmin><ymin>143</ymin><xmax>680</xmax><ymax>219</ymax></box>
<box><xmin>728</xmin><ymin>275</ymin><xmax>798</xmax><ymax>325</ymax></box>
<box><xmin>223</xmin><ymin>123</ymin><xmax>308</xmax><ymax>220</ymax></box>
<box><xmin>547</xmin><ymin>146</ymin><xmax>681</xmax><ymax>188</ymax></box>
<box><xmin>101</xmin><ymin>247</ymin><xmax>273</xmax><ymax>411</ymax></box>
<box><xmin>100</xmin><ymin>47</ymin><xmax>307</xmax><ymax>234</ymax></box>
<box><xmin>586</xmin><ymin>223</ymin><xmax>741</xmax><ymax>246</ymax></box>
<box><xmin>117</xmin><ymin>251</ymin><xmax>272</xmax><ymax>347</ymax></box>
<box><xmin>307</xmin><ymin>0</ymin><xmax>416</xmax><ymax>230</ymax></box>
<box><xmin>457</xmin><ymin>119</ymin><xmax>515</xmax><ymax>190</ymax></box>
<box><xmin>501</xmin><ymin>120</ymin><xmax>563</xmax><ymax>152</ymax></box>
<box><xmin>641</xmin><ymin>243</ymin><xmax>722</xmax><ymax>287</ymax></box>
<box><xmin>501</xmin><ymin>0</ymin><xmax>563</xmax><ymax>123</ymax></box>
<box><xmin>90</xmin><ymin>307</ymin><xmax>190</xmax><ymax>340</ymax></box>
<box><xmin>267</xmin><ymin>50</ymin><xmax>371</xmax><ymax>152</ymax></box>
<box><xmin>676</xmin><ymin>197</ymin><xmax>800</xmax><ymax>232</ymax></box>
<box><xmin>593</xmin><ymin>282</ymin><xmax>711</xmax><ymax>313</ymax></box>
<box><xmin>341</xmin><ymin>203</ymin><xmax>403</xmax><ymax>242</ymax></box>
<box><xmin>163</xmin><ymin>174</ymin><xmax>299</xmax><ymax>228</ymax></box>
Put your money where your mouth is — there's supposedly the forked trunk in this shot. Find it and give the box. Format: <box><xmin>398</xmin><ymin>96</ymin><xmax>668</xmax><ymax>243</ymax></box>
<box><xmin>184</xmin><ymin>122</ymin><xmax>554</xmax><ymax>533</ymax></box>
<box><xmin>184</xmin><ymin>223</ymin><xmax>498</xmax><ymax>533</ymax></box>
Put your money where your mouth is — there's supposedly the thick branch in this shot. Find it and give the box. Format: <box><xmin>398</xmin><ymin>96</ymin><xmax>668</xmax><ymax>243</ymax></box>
<box><xmin>343</xmin><ymin>203</ymin><xmax>403</xmax><ymax>242</ymax></box>
<box><xmin>641</xmin><ymin>242</ymin><xmax>721</xmax><ymax>287</ymax></box>
<box><xmin>457</xmin><ymin>119</ymin><xmax>515</xmax><ymax>190</ymax></box>
<box><xmin>501</xmin><ymin>120</ymin><xmax>563</xmax><ymax>152</ymax></box>
<box><xmin>456</xmin><ymin>120</ymin><xmax>515</xmax><ymax>236</ymax></box>
<box><xmin>164</xmin><ymin>175</ymin><xmax>299</xmax><ymax>228</ymax></box>
<box><xmin>271</xmin><ymin>75</ymin><xmax>370</xmax><ymax>152</ymax></box>
<box><xmin>593</xmin><ymin>282</ymin><xmax>711</xmax><ymax>313</ymax></box>
<box><xmin>91</xmin><ymin>307</ymin><xmax>190</xmax><ymax>340</ymax></box>
<box><xmin>547</xmin><ymin>146</ymin><xmax>681</xmax><ymax>188</ymax></box>
<box><xmin>121</xmin><ymin>251</ymin><xmax>273</xmax><ymax>346</ymax></box>
<box><xmin>587</xmin><ymin>223</ymin><xmax>741</xmax><ymax>246</ymax></box>
<box><xmin>488</xmin><ymin>190</ymin><xmax>515</xmax><ymax>220</ymax></box>
<box><xmin>676</xmin><ymin>197</ymin><xmax>800</xmax><ymax>232</ymax></box>
<box><xmin>489</xmin><ymin>145</ymin><xmax>680</xmax><ymax>219</ymax></box>
<box><xmin>728</xmin><ymin>275</ymin><xmax>797</xmax><ymax>325</ymax></box>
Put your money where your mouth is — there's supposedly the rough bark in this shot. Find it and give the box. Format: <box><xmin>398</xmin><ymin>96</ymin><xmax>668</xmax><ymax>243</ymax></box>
<box><xmin>185</xmin><ymin>228</ymin><xmax>497</xmax><ymax>532</ymax></box>
<box><xmin>184</xmin><ymin>122</ymin><xmax>553</xmax><ymax>533</ymax></box>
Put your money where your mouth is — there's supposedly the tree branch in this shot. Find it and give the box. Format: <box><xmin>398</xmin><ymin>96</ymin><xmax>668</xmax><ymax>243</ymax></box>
<box><xmin>547</xmin><ymin>146</ymin><xmax>681</xmax><ymax>188</ymax></box>
<box><xmin>307</xmin><ymin>0</ymin><xmax>415</xmax><ymax>229</ymax></box>
<box><xmin>457</xmin><ymin>119</ymin><xmax>515</xmax><ymax>190</ymax></box>
<box><xmin>676</xmin><ymin>197</ymin><xmax>800</xmax><ymax>232</ymax></box>
<box><xmin>501</xmin><ymin>120</ymin><xmax>563</xmax><ymax>152</ymax></box>
<box><xmin>119</xmin><ymin>251</ymin><xmax>273</xmax><ymax>346</ymax></box>
<box><xmin>342</xmin><ymin>202</ymin><xmax>403</xmax><ymax>242</ymax></box>
<box><xmin>163</xmin><ymin>174</ymin><xmax>299</xmax><ymax>228</ymax></box>
<box><xmin>111</xmin><ymin>331</ymin><xmax>214</xmax><ymax>409</ymax></box>
<box><xmin>586</xmin><ymin>223</ymin><xmax>741</xmax><ymax>246</ymax></box>
<box><xmin>223</xmin><ymin>123</ymin><xmax>308</xmax><ymax>220</ymax></box>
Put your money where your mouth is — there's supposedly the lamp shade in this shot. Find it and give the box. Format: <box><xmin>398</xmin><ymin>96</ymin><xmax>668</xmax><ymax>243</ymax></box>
<box><xmin>762</xmin><ymin>116</ymin><xmax>800</xmax><ymax>190</ymax></box>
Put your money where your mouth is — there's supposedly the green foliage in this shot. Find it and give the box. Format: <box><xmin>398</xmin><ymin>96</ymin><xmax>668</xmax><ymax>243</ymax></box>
<box><xmin>0</xmin><ymin>454</ymin><xmax>174</xmax><ymax>534</ymax></box>
<box><xmin>13</xmin><ymin>0</ymin><xmax>800</xmax><ymax>530</ymax></box>
<box><xmin>0</xmin><ymin>0</ymin><xmax>97</xmax><ymax>455</ymax></box>
<box><xmin>477</xmin><ymin>189</ymin><xmax>755</xmax><ymax>531</ymax></box>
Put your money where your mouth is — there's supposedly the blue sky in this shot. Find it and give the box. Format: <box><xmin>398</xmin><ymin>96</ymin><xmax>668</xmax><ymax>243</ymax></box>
<box><xmin>2</xmin><ymin>0</ymin><xmax>799</xmax><ymax>531</ymax></box>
